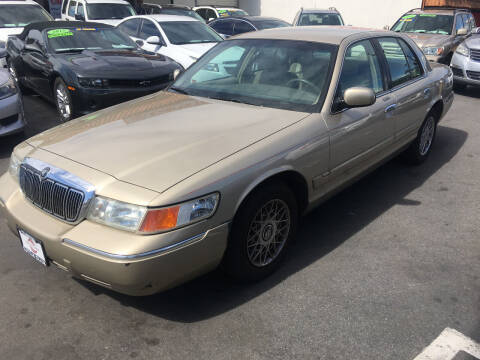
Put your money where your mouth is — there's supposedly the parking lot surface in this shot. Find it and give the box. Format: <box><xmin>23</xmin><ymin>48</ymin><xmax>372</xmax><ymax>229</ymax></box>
<box><xmin>0</xmin><ymin>91</ymin><xmax>479</xmax><ymax>359</ymax></box>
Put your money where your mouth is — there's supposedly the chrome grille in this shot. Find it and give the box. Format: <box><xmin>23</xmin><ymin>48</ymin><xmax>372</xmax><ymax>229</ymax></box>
<box><xmin>471</xmin><ymin>49</ymin><xmax>480</xmax><ymax>62</ymax></box>
<box><xmin>466</xmin><ymin>70</ymin><xmax>480</xmax><ymax>81</ymax></box>
<box><xmin>19</xmin><ymin>165</ymin><xmax>85</xmax><ymax>222</ymax></box>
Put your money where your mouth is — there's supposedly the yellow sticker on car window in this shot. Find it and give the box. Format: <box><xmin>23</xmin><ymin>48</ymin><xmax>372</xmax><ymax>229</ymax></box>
<box><xmin>47</xmin><ymin>29</ymin><xmax>74</xmax><ymax>38</ymax></box>
<box><xmin>76</xmin><ymin>27</ymin><xmax>98</xmax><ymax>31</ymax></box>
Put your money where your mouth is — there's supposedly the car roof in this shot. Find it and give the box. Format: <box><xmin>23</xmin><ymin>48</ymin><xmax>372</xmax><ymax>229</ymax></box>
<box><xmin>84</xmin><ymin>0</ymin><xmax>130</xmax><ymax>4</ymax></box>
<box><xmin>301</xmin><ymin>8</ymin><xmax>340</xmax><ymax>14</ymax></box>
<box><xmin>234</xmin><ymin>26</ymin><xmax>388</xmax><ymax>45</ymax></box>
<box><xmin>406</xmin><ymin>8</ymin><xmax>469</xmax><ymax>15</ymax></box>
<box><xmin>18</xmin><ymin>21</ymin><xmax>113</xmax><ymax>39</ymax></box>
<box><xmin>126</xmin><ymin>15</ymin><xmax>198</xmax><ymax>22</ymax></box>
<box><xmin>0</xmin><ymin>0</ymin><xmax>43</xmax><ymax>5</ymax></box>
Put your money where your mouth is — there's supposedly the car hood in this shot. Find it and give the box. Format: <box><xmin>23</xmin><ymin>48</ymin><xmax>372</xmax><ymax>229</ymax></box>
<box><xmin>465</xmin><ymin>35</ymin><xmax>480</xmax><ymax>49</ymax></box>
<box><xmin>26</xmin><ymin>92</ymin><xmax>308</xmax><ymax>193</ymax></box>
<box><xmin>174</xmin><ymin>42</ymin><xmax>218</xmax><ymax>59</ymax></box>
<box><xmin>57</xmin><ymin>50</ymin><xmax>177</xmax><ymax>77</ymax></box>
<box><xmin>0</xmin><ymin>28</ymin><xmax>23</xmax><ymax>42</ymax></box>
<box><xmin>405</xmin><ymin>33</ymin><xmax>450</xmax><ymax>48</ymax></box>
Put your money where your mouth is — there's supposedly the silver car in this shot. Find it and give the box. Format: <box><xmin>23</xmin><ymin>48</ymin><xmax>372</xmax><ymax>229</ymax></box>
<box><xmin>0</xmin><ymin>69</ymin><xmax>25</xmax><ymax>137</ymax></box>
<box><xmin>451</xmin><ymin>27</ymin><xmax>480</xmax><ymax>88</ymax></box>
<box><xmin>0</xmin><ymin>28</ymin><xmax>453</xmax><ymax>295</ymax></box>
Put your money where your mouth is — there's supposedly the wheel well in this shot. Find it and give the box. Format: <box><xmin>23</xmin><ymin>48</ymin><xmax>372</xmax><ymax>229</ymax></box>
<box><xmin>430</xmin><ymin>100</ymin><xmax>443</xmax><ymax>122</ymax></box>
<box><xmin>246</xmin><ymin>171</ymin><xmax>309</xmax><ymax>215</ymax></box>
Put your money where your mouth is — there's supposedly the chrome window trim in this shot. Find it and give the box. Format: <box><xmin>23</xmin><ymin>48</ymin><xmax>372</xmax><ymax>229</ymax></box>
<box><xmin>20</xmin><ymin>157</ymin><xmax>95</xmax><ymax>225</ymax></box>
<box><xmin>63</xmin><ymin>232</ymin><xmax>206</xmax><ymax>259</ymax></box>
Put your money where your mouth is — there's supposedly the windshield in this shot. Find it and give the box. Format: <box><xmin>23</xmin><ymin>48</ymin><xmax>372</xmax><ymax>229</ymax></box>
<box><xmin>86</xmin><ymin>4</ymin><xmax>136</xmax><ymax>20</ymax></box>
<box><xmin>0</xmin><ymin>5</ymin><xmax>52</xmax><ymax>28</ymax></box>
<box><xmin>46</xmin><ymin>27</ymin><xmax>137</xmax><ymax>53</ymax></box>
<box><xmin>171</xmin><ymin>39</ymin><xmax>336</xmax><ymax>112</ymax></box>
<box><xmin>217</xmin><ymin>9</ymin><xmax>248</xmax><ymax>18</ymax></box>
<box><xmin>392</xmin><ymin>14</ymin><xmax>454</xmax><ymax>35</ymax></box>
<box><xmin>159</xmin><ymin>21</ymin><xmax>223</xmax><ymax>45</ymax></box>
<box><xmin>160</xmin><ymin>9</ymin><xmax>205</xmax><ymax>22</ymax></box>
<box><xmin>251</xmin><ymin>19</ymin><xmax>291</xmax><ymax>30</ymax></box>
<box><xmin>298</xmin><ymin>13</ymin><xmax>343</xmax><ymax>26</ymax></box>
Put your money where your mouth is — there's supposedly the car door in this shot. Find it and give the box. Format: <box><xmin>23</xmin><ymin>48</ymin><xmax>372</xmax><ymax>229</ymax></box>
<box><xmin>376</xmin><ymin>37</ymin><xmax>431</xmax><ymax>143</ymax></box>
<box><xmin>324</xmin><ymin>38</ymin><xmax>395</xmax><ymax>182</ymax></box>
<box><xmin>21</xmin><ymin>29</ymin><xmax>51</xmax><ymax>95</ymax></box>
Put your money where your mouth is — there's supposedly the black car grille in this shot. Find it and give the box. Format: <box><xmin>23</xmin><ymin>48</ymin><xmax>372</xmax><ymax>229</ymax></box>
<box><xmin>19</xmin><ymin>165</ymin><xmax>85</xmax><ymax>222</ymax></box>
<box><xmin>470</xmin><ymin>49</ymin><xmax>480</xmax><ymax>62</ymax></box>
<box><xmin>108</xmin><ymin>74</ymin><xmax>173</xmax><ymax>89</ymax></box>
<box><xmin>0</xmin><ymin>114</ymin><xmax>18</xmax><ymax>127</ymax></box>
<box><xmin>466</xmin><ymin>70</ymin><xmax>480</xmax><ymax>81</ymax></box>
<box><xmin>451</xmin><ymin>67</ymin><xmax>464</xmax><ymax>77</ymax></box>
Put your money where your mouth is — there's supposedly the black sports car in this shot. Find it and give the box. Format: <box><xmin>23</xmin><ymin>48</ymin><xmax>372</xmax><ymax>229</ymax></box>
<box><xmin>7</xmin><ymin>21</ymin><xmax>181</xmax><ymax>121</ymax></box>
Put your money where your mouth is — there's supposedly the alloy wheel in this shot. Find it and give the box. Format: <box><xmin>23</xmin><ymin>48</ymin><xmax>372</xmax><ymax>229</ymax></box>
<box><xmin>56</xmin><ymin>83</ymin><xmax>71</xmax><ymax>121</ymax></box>
<box><xmin>419</xmin><ymin>116</ymin><xmax>435</xmax><ymax>156</ymax></box>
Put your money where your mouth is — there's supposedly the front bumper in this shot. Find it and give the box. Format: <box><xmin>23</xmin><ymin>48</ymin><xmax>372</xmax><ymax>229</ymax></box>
<box><xmin>451</xmin><ymin>52</ymin><xmax>480</xmax><ymax>87</ymax></box>
<box><xmin>71</xmin><ymin>84</ymin><xmax>170</xmax><ymax>116</ymax></box>
<box><xmin>0</xmin><ymin>172</ymin><xmax>229</xmax><ymax>296</ymax></box>
<box><xmin>0</xmin><ymin>93</ymin><xmax>25</xmax><ymax>137</ymax></box>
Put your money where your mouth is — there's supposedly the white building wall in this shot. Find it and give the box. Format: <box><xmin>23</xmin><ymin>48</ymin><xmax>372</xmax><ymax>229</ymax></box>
<box><xmin>239</xmin><ymin>0</ymin><xmax>421</xmax><ymax>29</ymax></box>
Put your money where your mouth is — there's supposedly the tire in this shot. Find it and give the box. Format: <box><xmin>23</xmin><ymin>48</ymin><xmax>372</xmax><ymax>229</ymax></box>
<box><xmin>54</xmin><ymin>78</ymin><xmax>74</xmax><ymax>122</ymax></box>
<box><xmin>7</xmin><ymin>61</ymin><xmax>32</xmax><ymax>95</ymax></box>
<box><xmin>222</xmin><ymin>182</ymin><xmax>298</xmax><ymax>282</ymax></box>
<box><xmin>403</xmin><ymin>113</ymin><xmax>437</xmax><ymax>165</ymax></box>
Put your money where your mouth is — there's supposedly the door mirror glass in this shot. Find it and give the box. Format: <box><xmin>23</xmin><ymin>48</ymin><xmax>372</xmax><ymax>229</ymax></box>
<box><xmin>344</xmin><ymin>87</ymin><xmax>376</xmax><ymax>107</ymax></box>
<box><xmin>457</xmin><ymin>28</ymin><xmax>468</xmax><ymax>36</ymax></box>
<box><xmin>75</xmin><ymin>13</ymin><xmax>85</xmax><ymax>21</ymax></box>
<box><xmin>146</xmin><ymin>35</ymin><xmax>162</xmax><ymax>45</ymax></box>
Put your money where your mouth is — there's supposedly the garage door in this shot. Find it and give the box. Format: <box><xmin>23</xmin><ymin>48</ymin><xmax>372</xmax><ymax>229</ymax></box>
<box><xmin>194</xmin><ymin>0</ymin><xmax>239</xmax><ymax>7</ymax></box>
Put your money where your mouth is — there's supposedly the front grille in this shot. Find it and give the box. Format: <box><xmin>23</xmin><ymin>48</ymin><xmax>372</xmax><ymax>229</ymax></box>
<box><xmin>471</xmin><ymin>49</ymin><xmax>480</xmax><ymax>62</ymax></box>
<box><xmin>19</xmin><ymin>165</ymin><xmax>85</xmax><ymax>222</ymax></box>
<box><xmin>0</xmin><ymin>114</ymin><xmax>18</xmax><ymax>127</ymax></box>
<box><xmin>451</xmin><ymin>67</ymin><xmax>464</xmax><ymax>77</ymax></box>
<box><xmin>108</xmin><ymin>74</ymin><xmax>173</xmax><ymax>89</ymax></box>
<box><xmin>466</xmin><ymin>70</ymin><xmax>480</xmax><ymax>81</ymax></box>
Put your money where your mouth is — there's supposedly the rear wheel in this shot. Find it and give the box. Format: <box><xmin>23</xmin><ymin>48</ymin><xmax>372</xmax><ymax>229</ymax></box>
<box><xmin>222</xmin><ymin>183</ymin><xmax>298</xmax><ymax>282</ymax></box>
<box><xmin>54</xmin><ymin>78</ymin><xmax>74</xmax><ymax>122</ymax></box>
<box><xmin>403</xmin><ymin>114</ymin><xmax>437</xmax><ymax>165</ymax></box>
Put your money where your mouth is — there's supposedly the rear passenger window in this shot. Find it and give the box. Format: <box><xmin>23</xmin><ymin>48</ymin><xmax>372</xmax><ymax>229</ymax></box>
<box><xmin>334</xmin><ymin>39</ymin><xmax>385</xmax><ymax>110</ymax></box>
<box><xmin>455</xmin><ymin>14</ymin><xmax>465</xmax><ymax>32</ymax></box>
<box><xmin>378</xmin><ymin>38</ymin><xmax>414</xmax><ymax>87</ymax></box>
<box><xmin>398</xmin><ymin>39</ymin><xmax>423</xmax><ymax>79</ymax></box>
<box><xmin>68</xmin><ymin>1</ymin><xmax>76</xmax><ymax>16</ymax></box>
<box><xmin>211</xmin><ymin>20</ymin><xmax>234</xmax><ymax>36</ymax></box>
<box><xmin>77</xmin><ymin>3</ymin><xmax>84</xmax><ymax>17</ymax></box>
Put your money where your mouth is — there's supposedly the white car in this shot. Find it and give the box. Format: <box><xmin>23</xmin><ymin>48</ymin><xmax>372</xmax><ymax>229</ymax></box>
<box><xmin>60</xmin><ymin>0</ymin><xmax>135</xmax><ymax>26</ymax></box>
<box><xmin>0</xmin><ymin>0</ymin><xmax>53</xmax><ymax>67</ymax></box>
<box><xmin>117</xmin><ymin>15</ymin><xmax>222</xmax><ymax>69</ymax></box>
<box><xmin>193</xmin><ymin>6</ymin><xmax>248</xmax><ymax>22</ymax></box>
<box><xmin>451</xmin><ymin>27</ymin><xmax>480</xmax><ymax>89</ymax></box>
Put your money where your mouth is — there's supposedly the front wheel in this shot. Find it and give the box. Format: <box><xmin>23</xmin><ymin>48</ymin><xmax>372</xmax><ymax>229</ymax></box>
<box><xmin>54</xmin><ymin>78</ymin><xmax>74</xmax><ymax>122</ymax></box>
<box><xmin>403</xmin><ymin>114</ymin><xmax>437</xmax><ymax>165</ymax></box>
<box><xmin>8</xmin><ymin>61</ymin><xmax>31</xmax><ymax>94</ymax></box>
<box><xmin>222</xmin><ymin>183</ymin><xmax>298</xmax><ymax>282</ymax></box>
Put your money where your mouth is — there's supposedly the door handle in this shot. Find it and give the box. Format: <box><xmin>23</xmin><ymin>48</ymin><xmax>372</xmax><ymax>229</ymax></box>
<box><xmin>385</xmin><ymin>104</ymin><xmax>397</xmax><ymax>113</ymax></box>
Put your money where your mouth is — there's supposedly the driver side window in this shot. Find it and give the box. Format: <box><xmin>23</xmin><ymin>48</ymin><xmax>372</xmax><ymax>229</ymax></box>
<box><xmin>334</xmin><ymin>39</ymin><xmax>384</xmax><ymax>112</ymax></box>
<box><xmin>67</xmin><ymin>1</ymin><xmax>77</xmax><ymax>17</ymax></box>
<box><xmin>139</xmin><ymin>20</ymin><xmax>161</xmax><ymax>40</ymax></box>
<box><xmin>25</xmin><ymin>30</ymin><xmax>45</xmax><ymax>53</ymax></box>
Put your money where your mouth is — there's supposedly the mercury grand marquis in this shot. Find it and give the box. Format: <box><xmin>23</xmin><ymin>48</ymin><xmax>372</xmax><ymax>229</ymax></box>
<box><xmin>0</xmin><ymin>27</ymin><xmax>454</xmax><ymax>295</ymax></box>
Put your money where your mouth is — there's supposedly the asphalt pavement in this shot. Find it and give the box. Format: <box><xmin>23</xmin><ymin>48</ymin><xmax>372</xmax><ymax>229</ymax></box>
<box><xmin>0</xmin><ymin>91</ymin><xmax>479</xmax><ymax>360</ymax></box>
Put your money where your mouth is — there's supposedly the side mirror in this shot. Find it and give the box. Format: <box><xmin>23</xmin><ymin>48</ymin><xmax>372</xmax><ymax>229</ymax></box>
<box><xmin>146</xmin><ymin>36</ymin><xmax>162</xmax><ymax>45</ymax></box>
<box><xmin>24</xmin><ymin>43</ymin><xmax>42</xmax><ymax>54</ymax></box>
<box><xmin>456</xmin><ymin>28</ymin><xmax>468</xmax><ymax>36</ymax></box>
<box><xmin>344</xmin><ymin>87</ymin><xmax>376</xmax><ymax>108</ymax></box>
<box><xmin>135</xmin><ymin>39</ymin><xmax>144</xmax><ymax>47</ymax></box>
<box><xmin>75</xmin><ymin>13</ymin><xmax>85</xmax><ymax>21</ymax></box>
<box><xmin>173</xmin><ymin>68</ymin><xmax>182</xmax><ymax>80</ymax></box>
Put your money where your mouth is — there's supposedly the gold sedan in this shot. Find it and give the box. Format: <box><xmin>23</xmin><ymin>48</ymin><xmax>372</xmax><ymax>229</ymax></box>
<box><xmin>0</xmin><ymin>27</ymin><xmax>454</xmax><ymax>295</ymax></box>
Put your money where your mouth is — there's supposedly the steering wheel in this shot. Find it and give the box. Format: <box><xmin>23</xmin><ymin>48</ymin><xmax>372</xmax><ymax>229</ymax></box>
<box><xmin>286</xmin><ymin>78</ymin><xmax>321</xmax><ymax>93</ymax></box>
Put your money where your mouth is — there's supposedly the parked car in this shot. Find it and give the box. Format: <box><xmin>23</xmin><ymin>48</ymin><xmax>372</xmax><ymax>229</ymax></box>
<box><xmin>0</xmin><ymin>69</ymin><xmax>25</xmax><ymax>137</ymax></box>
<box><xmin>209</xmin><ymin>16</ymin><xmax>290</xmax><ymax>38</ymax></box>
<box><xmin>141</xmin><ymin>3</ymin><xmax>205</xmax><ymax>22</ymax></box>
<box><xmin>0</xmin><ymin>0</ymin><xmax>53</xmax><ymax>67</ymax></box>
<box><xmin>60</xmin><ymin>0</ymin><xmax>136</xmax><ymax>26</ymax></box>
<box><xmin>391</xmin><ymin>8</ymin><xmax>476</xmax><ymax>64</ymax></box>
<box><xmin>451</xmin><ymin>27</ymin><xmax>480</xmax><ymax>88</ymax></box>
<box><xmin>293</xmin><ymin>7</ymin><xmax>344</xmax><ymax>26</ymax></box>
<box><xmin>117</xmin><ymin>15</ymin><xmax>222</xmax><ymax>69</ymax></box>
<box><xmin>193</xmin><ymin>5</ymin><xmax>248</xmax><ymax>22</ymax></box>
<box><xmin>7</xmin><ymin>21</ymin><xmax>181</xmax><ymax>121</ymax></box>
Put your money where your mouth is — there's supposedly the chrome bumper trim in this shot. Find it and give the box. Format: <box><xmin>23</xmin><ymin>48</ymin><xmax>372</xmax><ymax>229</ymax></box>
<box><xmin>62</xmin><ymin>232</ymin><xmax>207</xmax><ymax>260</ymax></box>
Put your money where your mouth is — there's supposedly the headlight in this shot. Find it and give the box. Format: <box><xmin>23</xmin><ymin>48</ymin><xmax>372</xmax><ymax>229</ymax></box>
<box><xmin>423</xmin><ymin>46</ymin><xmax>444</xmax><ymax>56</ymax></box>
<box><xmin>455</xmin><ymin>43</ymin><xmax>470</xmax><ymax>57</ymax></box>
<box><xmin>0</xmin><ymin>76</ymin><xmax>17</xmax><ymax>100</ymax></box>
<box><xmin>87</xmin><ymin>193</ymin><xmax>219</xmax><ymax>233</ymax></box>
<box><xmin>8</xmin><ymin>152</ymin><xmax>23</xmax><ymax>181</ymax></box>
<box><xmin>78</xmin><ymin>77</ymin><xmax>109</xmax><ymax>88</ymax></box>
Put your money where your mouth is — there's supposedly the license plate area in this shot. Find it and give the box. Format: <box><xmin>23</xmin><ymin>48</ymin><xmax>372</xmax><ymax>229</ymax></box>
<box><xmin>18</xmin><ymin>229</ymin><xmax>48</xmax><ymax>267</ymax></box>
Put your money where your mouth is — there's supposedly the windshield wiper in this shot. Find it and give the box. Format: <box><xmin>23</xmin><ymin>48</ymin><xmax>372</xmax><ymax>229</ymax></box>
<box><xmin>55</xmin><ymin>48</ymin><xmax>85</xmax><ymax>53</ymax></box>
